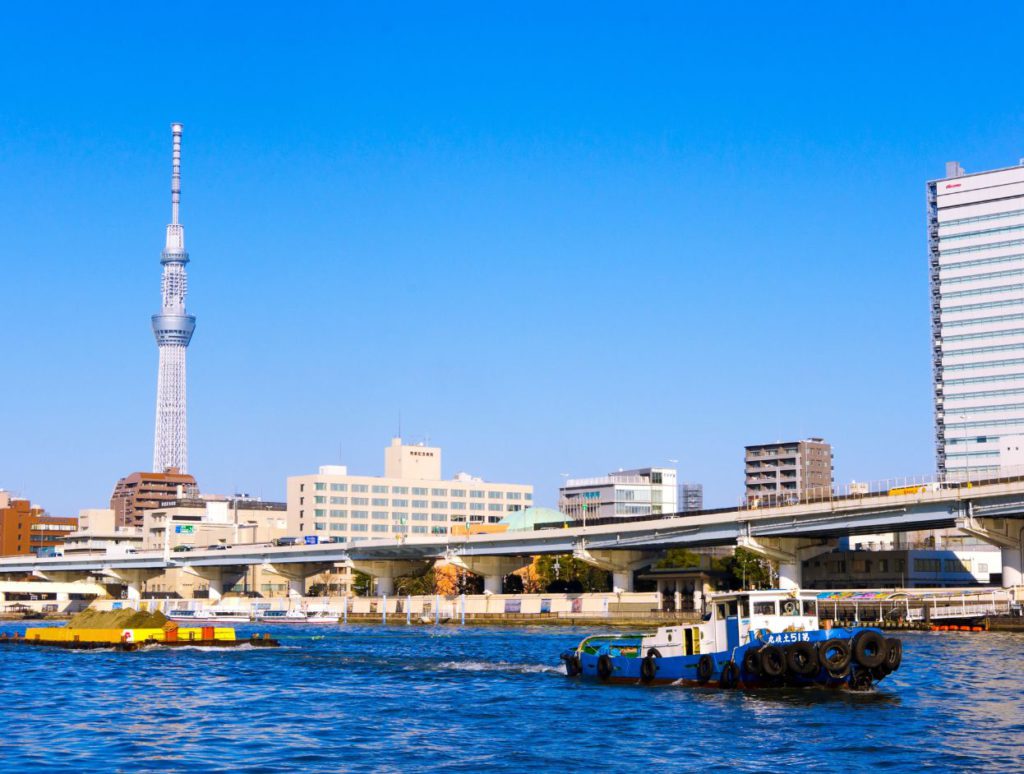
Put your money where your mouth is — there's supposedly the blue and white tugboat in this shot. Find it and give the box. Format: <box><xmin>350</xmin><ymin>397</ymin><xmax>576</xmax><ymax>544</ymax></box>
<box><xmin>560</xmin><ymin>588</ymin><xmax>902</xmax><ymax>691</ymax></box>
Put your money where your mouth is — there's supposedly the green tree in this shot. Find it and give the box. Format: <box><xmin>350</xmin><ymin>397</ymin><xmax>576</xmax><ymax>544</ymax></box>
<box><xmin>722</xmin><ymin>547</ymin><xmax>775</xmax><ymax>590</ymax></box>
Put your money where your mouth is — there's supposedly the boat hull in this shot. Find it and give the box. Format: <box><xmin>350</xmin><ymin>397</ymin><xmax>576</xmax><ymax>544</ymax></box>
<box><xmin>564</xmin><ymin>628</ymin><xmax>900</xmax><ymax>692</ymax></box>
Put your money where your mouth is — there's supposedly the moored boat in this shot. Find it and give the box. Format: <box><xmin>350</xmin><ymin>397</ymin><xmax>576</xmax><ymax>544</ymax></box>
<box><xmin>560</xmin><ymin>588</ymin><xmax>902</xmax><ymax>691</ymax></box>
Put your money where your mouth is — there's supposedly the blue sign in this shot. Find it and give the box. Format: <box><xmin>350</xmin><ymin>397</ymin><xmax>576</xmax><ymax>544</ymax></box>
<box><xmin>304</xmin><ymin>535</ymin><xmax>319</xmax><ymax>545</ymax></box>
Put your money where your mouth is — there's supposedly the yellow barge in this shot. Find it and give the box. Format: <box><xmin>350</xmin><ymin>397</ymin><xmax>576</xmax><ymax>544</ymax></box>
<box><xmin>0</xmin><ymin>608</ymin><xmax>279</xmax><ymax>651</ymax></box>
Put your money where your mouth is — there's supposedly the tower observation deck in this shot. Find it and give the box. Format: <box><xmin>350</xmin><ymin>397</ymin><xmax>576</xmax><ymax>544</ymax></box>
<box><xmin>152</xmin><ymin>123</ymin><xmax>196</xmax><ymax>473</ymax></box>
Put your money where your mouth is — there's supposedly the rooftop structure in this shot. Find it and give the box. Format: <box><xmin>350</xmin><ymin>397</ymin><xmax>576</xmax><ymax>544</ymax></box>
<box><xmin>152</xmin><ymin>122</ymin><xmax>196</xmax><ymax>474</ymax></box>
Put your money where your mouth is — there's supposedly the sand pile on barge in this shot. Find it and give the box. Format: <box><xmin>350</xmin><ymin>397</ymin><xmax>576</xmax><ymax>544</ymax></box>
<box><xmin>67</xmin><ymin>609</ymin><xmax>171</xmax><ymax>630</ymax></box>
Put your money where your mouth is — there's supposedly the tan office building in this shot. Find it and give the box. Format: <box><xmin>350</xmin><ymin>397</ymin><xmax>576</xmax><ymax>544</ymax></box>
<box><xmin>287</xmin><ymin>438</ymin><xmax>534</xmax><ymax>543</ymax></box>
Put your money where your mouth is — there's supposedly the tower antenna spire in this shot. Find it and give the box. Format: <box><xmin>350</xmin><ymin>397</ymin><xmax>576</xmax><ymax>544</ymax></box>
<box><xmin>170</xmin><ymin>122</ymin><xmax>182</xmax><ymax>225</ymax></box>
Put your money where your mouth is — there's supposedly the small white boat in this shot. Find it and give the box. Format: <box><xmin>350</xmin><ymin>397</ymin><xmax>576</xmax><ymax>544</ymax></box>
<box><xmin>256</xmin><ymin>609</ymin><xmax>309</xmax><ymax>623</ymax></box>
<box><xmin>168</xmin><ymin>608</ymin><xmax>252</xmax><ymax>623</ymax></box>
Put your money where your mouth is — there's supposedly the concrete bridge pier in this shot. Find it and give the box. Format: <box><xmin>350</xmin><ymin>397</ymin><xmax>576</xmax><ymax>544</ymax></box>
<box><xmin>182</xmin><ymin>566</ymin><xmax>247</xmax><ymax>602</ymax></box>
<box><xmin>101</xmin><ymin>568</ymin><xmax>162</xmax><ymax>602</ymax></box>
<box><xmin>574</xmin><ymin>548</ymin><xmax>658</xmax><ymax>592</ymax></box>
<box><xmin>263</xmin><ymin>562</ymin><xmax>336</xmax><ymax>598</ymax></box>
<box><xmin>957</xmin><ymin>516</ymin><xmax>1024</xmax><ymax>588</ymax></box>
<box><xmin>444</xmin><ymin>556</ymin><xmax>529</xmax><ymax>594</ymax></box>
<box><xmin>737</xmin><ymin>537</ymin><xmax>836</xmax><ymax>590</ymax></box>
<box><xmin>348</xmin><ymin>560</ymin><xmax>431</xmax><ymax>597</ymax></box>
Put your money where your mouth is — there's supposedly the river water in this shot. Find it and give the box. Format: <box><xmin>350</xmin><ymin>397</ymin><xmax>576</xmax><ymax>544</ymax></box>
<box><xmin>1</xmin><ymin>622</ymin><xmax>1022</xmax><ymax>772</ymax></box>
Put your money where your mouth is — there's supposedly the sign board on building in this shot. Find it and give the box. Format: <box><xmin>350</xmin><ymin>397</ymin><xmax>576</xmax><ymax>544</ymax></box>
<box><xmin>174</xmin><ymin>525</ymin><xmax>195</xmax><ymax>534</ymax></box>
<box><xmin>304</xmin><ymin>535</ymin><xmax>319</xmax><ymax>545</ymax></box>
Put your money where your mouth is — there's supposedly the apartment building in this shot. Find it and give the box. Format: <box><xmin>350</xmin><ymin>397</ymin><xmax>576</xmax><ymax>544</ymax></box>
<box><xmin>110</xmin><ymin>468</ymin><xmax>198</xmax><ymax>528</ymax></box>
<box><xmin>286</xmin><ymin>438</ymin><xmax>533</xmax><ymax>542</ymax></box>
<box><xmin>0</xmin><ymin>491</ymin><xmax>78</xmax><ymax>556</ymax></box>
<box><xmin>745</xmin><ymin>438</ymin><xmax>833</xmax><ymax>505</ymax></box>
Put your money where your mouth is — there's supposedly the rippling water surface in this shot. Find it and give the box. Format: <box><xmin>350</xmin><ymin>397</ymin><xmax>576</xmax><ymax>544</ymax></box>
<box><xmin>1</xmin><ymin>622</ymin><xmax>1022</xmax><ymax>772</ymax></box>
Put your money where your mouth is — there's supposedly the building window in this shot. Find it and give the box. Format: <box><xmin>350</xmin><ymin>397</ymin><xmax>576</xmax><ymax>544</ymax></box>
<box><xmin>470</xmin><ymin>490</ymin><xmax>484</xmax><ymax>498</ymax></box>
<box><xmin>525</xmin><ymin>493</ymin><xmax>532</xmax><ymax>500</ymax></box>
<box><xmin>392</xmin><ymin>486</ymin><xmax>409</xmax><ymax>494</ymax></box>
<box><xmin>372</xmin><ymin>524</ymin><xmax>388</xmax><ymax>533</ymax></box>
<box><xmin>330</xmin><ymin>523</ymin><xmax>346</xmax><ymax>532</ymax></box>
<box><xmin>392</xmin><ymin>499</ymin><xmax>409</xmax><ymax>508</ymax></box>
<box><xmin>372</xmin><ymin>485</ymin><xmax>388</xmax><ymax>494</ymax></box>
<box><xmin>412</xmin><ymin>487</ymin><xmax>428</xmax><ymax>496</ymax></box>
<box><xmin>314</xmin><ymin>496</ymin><xmax>326</xmax><ymax>504</ymax></box>
<box><xmin>470</xmin><ymin>503</ymin><xmax>485</xmax><ymax>512</ymax></box>
<box><xmin>412</xmin><ymin>513</ymin><xmax>428</xmax><ymax>521</ymax></box>
<box><xmin>451</xmin><ymin>489</ymin><xmax>466</xmax><ymax>498</ymax></box>
<box><xmin>314</xmin><ymin>509</ymin><xmax>326</xmax><ymax>517</ymax></box>
<box><xmin>431</xmin><ymin>513</ymin><xmax>446</xmax><ymax>522</ymax></box>
<box><xmin>914</xmin><ymin>558</ymin><xmax>941</xmax><ymax>573</ymax></box>
<box><xmin>451</xmin><ymin>502</ymin><xmax>466</xmax><ymax>510</ymax></box>
<box><xmin>432</xmin><ymin>526</ymin><xmax>449</xmax><ymax>534</ymax></box>
<box><xmin>507</xmin><ymin>492</ymin><xmax>521</xmax><ymax>500</ymax></box>
<box><xmin>431</xmin><ymin>501</ymin><xmax>448</xmax><ymax>510</ymax></box>
<box><xmin>330</xmin><ymin>496</ymin><xmax>347</xmax><ymax>505</ymax></box>
<box><xmin>372</xmin><ymin>498</ymin><xmax>388</xmax><ymax>507</ymax></box>
<box><xmin>352</xmin><ymin>497</ymin><xmax>369</xmax><ymax>506</ymax></box>
<box><xmin>330</xmin><ymin>483</ymin><xmax>347</xmax><ymax>492</ymax></box>
<box><xmin>431</xmin><ymin>488</ymin><xmax>447</xmax><ymax>496</ymax></box>
<box><xmin>351</xmin><ymin>510</ymin><xmax>368</xmax><ymax>519</ymax></box>
<box><xmin>299</xmin><ymin>483</ymin><xmax>305</xmax><ymax>492</ymax></box>
<box><xmin>315</xmin><ymin>482</ymin><xmax>326</xmax><ymax>491</ymax></box>
<box><xmin>352</xmin><ymin>484</ymin><xmax>369</xmax><ymax>493</ymax></box>
<box><xmin>351</xmin><ymin>523</ymin><xmax>368</xmax><ymax>532</ymax></box>
<box><xmin>330</xmin><ymin>509</ymin><xmax>347</xmax><ymax>517</ymax></box>
<box><xmin>372</xmin><ymin>511</ymin><xmax>388</xmax><ymax>520</ymax></box>
<box><xmin>412</xmin><ymin>526</ymin><xmax>428</xmax><ymax>534</ymax></box>
<box><xmin>488</xmin><ymin>491</ymin><xmax>503</xmax><ymax>499</ymax></box>
<box><xmin>412</xmin><ymin>499</ymin><xmax>428</xmax><ymax>508</ymax></box>
<box><xmin>488</xmin><ymin>503</ymin><xmax>503</xmax><ymax>512</ymax></box>
<box><xmin>314</xmin><ymin>522</ymin><xmax>326</xmax><ymax>530</ymax></box>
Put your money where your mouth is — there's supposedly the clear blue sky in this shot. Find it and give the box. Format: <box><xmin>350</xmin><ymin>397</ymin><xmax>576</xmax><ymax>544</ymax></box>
<box><xmin>3</xmin><ymin>3</ymin><xmax>1024</xmax><ymax>515</ymax></box>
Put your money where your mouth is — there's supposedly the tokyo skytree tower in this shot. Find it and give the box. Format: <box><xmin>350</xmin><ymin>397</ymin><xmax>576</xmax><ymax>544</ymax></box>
<box><xmin>151</xmin><ymin>123</ymin><xmax>196</xmax><ymax>473</ymax></box>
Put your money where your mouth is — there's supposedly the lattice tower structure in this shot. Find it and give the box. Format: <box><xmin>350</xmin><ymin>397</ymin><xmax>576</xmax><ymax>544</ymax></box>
<box><xmin>152</xmin><ymin>123</ymin><xmax>196</xmax><ymax>473</ymax></box>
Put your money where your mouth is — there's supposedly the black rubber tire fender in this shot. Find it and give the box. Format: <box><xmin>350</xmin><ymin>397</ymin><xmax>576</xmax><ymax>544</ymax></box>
<box><xmin>852</xmin><ymin>630</ymin><xmax>888</xmax><ymax>669</ymax></box>
<box><xmin>741</xmin><ymin>646</ymin><xmax>762</xmax><ymax>676</ymax></box>
<box><xmin>818</xmin><ymin>638</ymin><xmax>851</xmax><ymax>671</ymax></box>
<box><xmin>597</xmin><ymin>654</ymin><xmax>614</xmax><ymax>681</ymax></box>
<box><xmin>696</xmin><ymin>654</ymin><xmax>713</xmax><ymax>684</ymax></box>
<box><xmin>759</xmin><ymin>644</ymin><xmax>786</xmax><ymax>677</ymax></box>
<box><xmin>786</xmin><ymin>641</ymin><xmax>820</xmax><ymax>677</ymax></box>
<box><xmin>885</xmin><ymin>638</ymin><xmax>902</xmax><ymax>671</ymax></box>
<box><xmin>719</xmin><ymin>661</ymin><xmax>740</xmax><ymax>689</ymax></box>
<box><xmin>564</xmin><ymin>654</ymin><xmax>581</xmax><ymax>677</ymax></box>
<box><xmin>640</xmin><ymin>648</ymin><xmax>661</xmax><ymax>683</ymax></box>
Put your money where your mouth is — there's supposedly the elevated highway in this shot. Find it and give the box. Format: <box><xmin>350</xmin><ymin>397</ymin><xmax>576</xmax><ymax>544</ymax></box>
<box><xmin>1</xmin><ymin>478</ymin><xmax>1022</xmax><ymax>596</ymax></box>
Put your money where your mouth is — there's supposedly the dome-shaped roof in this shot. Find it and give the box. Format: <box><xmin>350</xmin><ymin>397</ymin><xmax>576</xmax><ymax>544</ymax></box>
<box><xmin>500</xmin><ymin>506</ymin><xmax>569</xmax><ymax>532</ymax></box>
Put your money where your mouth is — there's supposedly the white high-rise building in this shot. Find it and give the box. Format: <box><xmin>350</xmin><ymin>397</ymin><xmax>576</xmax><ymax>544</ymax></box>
<box><xmin>152</xmin><ymin>123</ymin><xmax>196</xmax><ymax>473</ymax></box>
<box><xmin>930</xmin><ymin>160</ymin><xmax>1024</xmax><ymax>479</ymax></box>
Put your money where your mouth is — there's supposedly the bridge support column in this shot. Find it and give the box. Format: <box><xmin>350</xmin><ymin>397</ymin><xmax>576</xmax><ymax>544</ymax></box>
<box><xmin>181</xmin><ymin>566</ymin><xmax>246</xmax><ymax>602</ymax></box>
<box><xmin>957</xmin><ymin>516</ymin><xmax>1024</xmax><ymax>588</ymax></box>
<box><xmin>101</xmin><ymin>569</ymin><xmax>162</xmax><ymax>602</ymax></box>
<box><xmin>263</xmin><ymin>562</ymin><xmax>336</xmax><ymax>599</ymax></box>
<box><xmin>573</xmin><ymin>549</ymin><xmax>657</xmax><ymax>593</ymax></box>
<box><xmin>737</xmin><ymin>537</ymin><xmax>836</xmax><ymax>590</ymax></box>
<box><xmin>346</xmin><ymin>560</ymin><xmax>431</xmax><ymax>597</ymax></box>
<box><xmin>442</xmin><ymin>556</ymin><xmax>528</xmax><ymax>594</ymax></box>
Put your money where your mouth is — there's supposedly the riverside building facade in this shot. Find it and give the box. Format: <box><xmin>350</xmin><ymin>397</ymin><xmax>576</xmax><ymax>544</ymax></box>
<box><xmin>286</xmin><ymin>438</ymin><xmax>533</xmax><ymax>542</ymax></box>
<box><xmin>930</xmin><ymin>160</ymin><xmax>1024</xmax><ymax>479</ymax></box>
<box><xmin>558</xmin><ymin>467</ymin><xmax>678</xmax><ymax>522</ymax></box>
